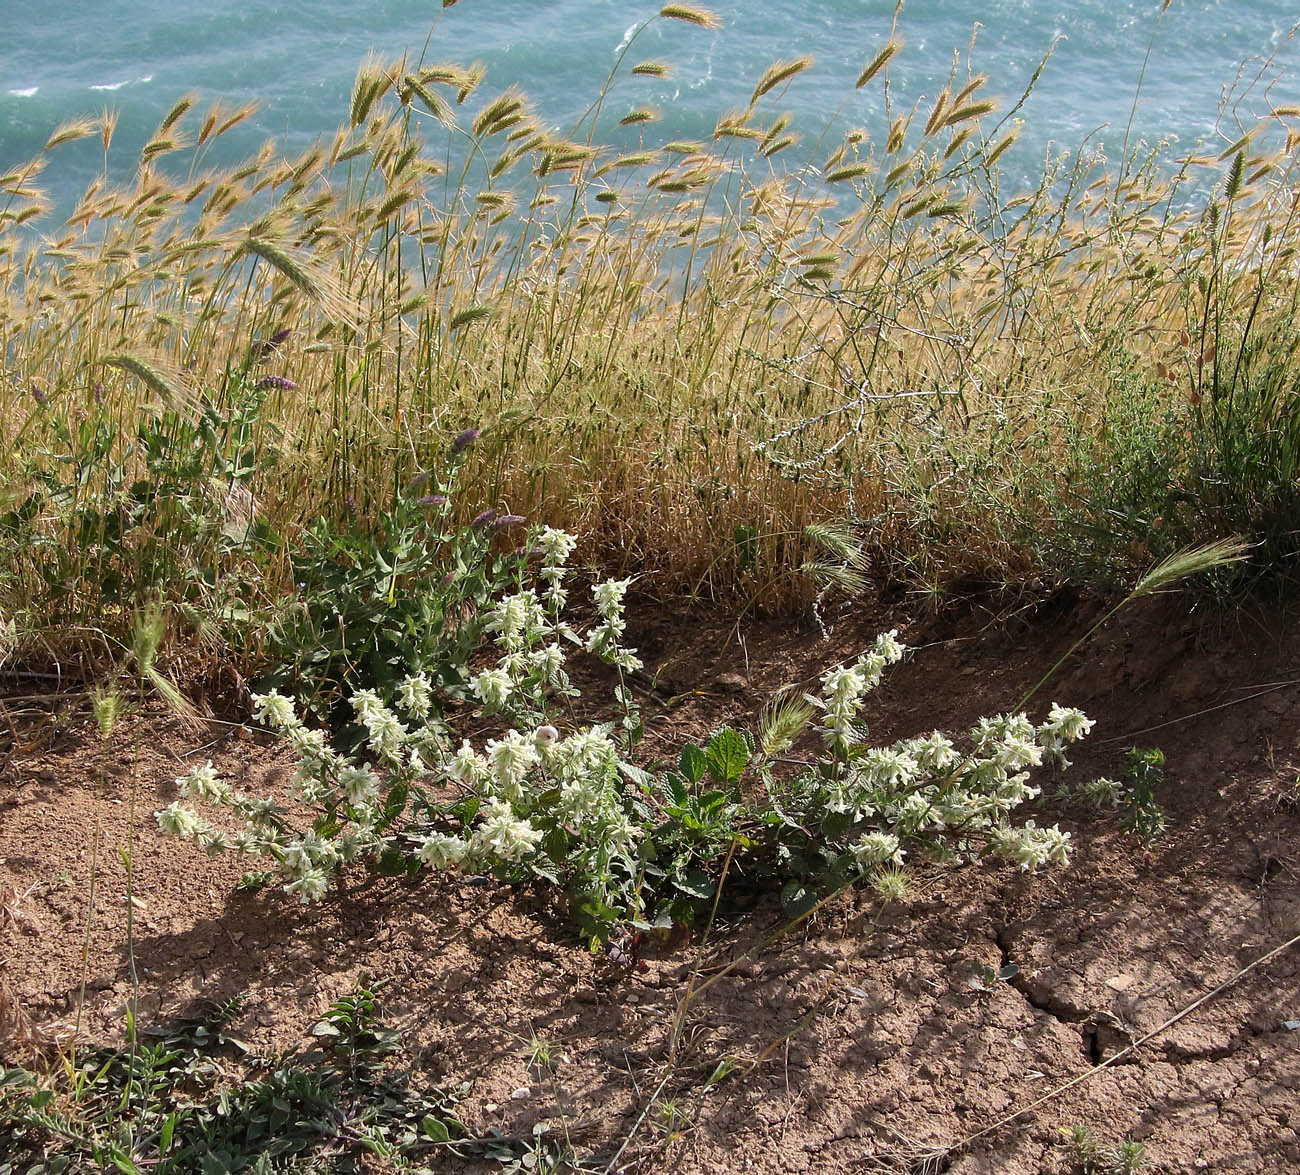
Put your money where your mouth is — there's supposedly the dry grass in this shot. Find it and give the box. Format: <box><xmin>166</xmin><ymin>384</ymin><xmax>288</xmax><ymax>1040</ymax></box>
<box><xmin>2</xmin><ymin>11</ymin><xmax>1299</xmax><ymax>658</ymax></box>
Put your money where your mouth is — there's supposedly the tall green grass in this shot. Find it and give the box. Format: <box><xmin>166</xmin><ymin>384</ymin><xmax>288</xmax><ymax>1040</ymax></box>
<box><xmin>2</xmin><ymin>4</ymin><xmax>1299</xmax><ymax>668</ymax></box>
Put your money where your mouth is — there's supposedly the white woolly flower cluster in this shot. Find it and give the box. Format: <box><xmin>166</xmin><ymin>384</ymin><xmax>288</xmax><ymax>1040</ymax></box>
<box><xmin>791</xmin><ymin>640</ymin><xmax>1097</xmax><ymax>880</ymax></box>
<box><xmin>470</xmin><ymin>797</ymin><xmax>543</xmax><ymax>862</ymax></box>
<box><xmin>987</xmin><ymin>820</ymin><xmax>1072</xmax><ymax>870</ymax></box>
<box><xmin>585</xmin><ymin>578</ymin><xmax>643</xmax><ymax>673</ymax></box>
<box><xmin>351</xmin><ymin>690</ymin><xmax>408</xmax><ymax>762</ymax></box>
<box><xmin>816</xmin><ymin>630</ymin><xmax>908</xmax><ymax>749</ymax></box>
<box><xmin>535</xmin><ymin>526</ymin><xmax>579</xmax><ymax>610</ymax></box>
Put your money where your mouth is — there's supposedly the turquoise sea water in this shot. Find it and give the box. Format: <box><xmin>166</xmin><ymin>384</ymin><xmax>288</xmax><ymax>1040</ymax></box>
<box><xmin>2</xmin><ymin>1</ymin><xmax>1297</xmax><ymax>215</ymax></box>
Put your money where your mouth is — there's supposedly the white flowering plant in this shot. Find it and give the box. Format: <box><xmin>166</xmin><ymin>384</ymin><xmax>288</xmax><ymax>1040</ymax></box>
<box><xmin>160</xmin><ymin>534</ymin><xmax>1100</xmax><ymax>943</ymax></box>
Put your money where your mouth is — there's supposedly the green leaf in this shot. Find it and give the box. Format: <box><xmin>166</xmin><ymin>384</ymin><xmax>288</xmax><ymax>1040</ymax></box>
<box><xmin>382</xmin><ymin>781</ymin><xmax>409</xmax><ymax>825</ymax></box>
<box><xmin>705</xmin><ymin>727</ymin><xmax>750</xmax><ymax>785</ymax></box>
<box><xmin>423</xmin><ymin>1115</ymin><xmax>451</xmax><ymax>1142</ymax></box>
<box><xmin>375</xmin><ymin>846</ymin><xmax>408</xmax><ymax>876</ymax></box>
<box><xmin>674</xmin><ymin>870</ymin><xmax>715</xmax><ymax>900</ymax></box>
<box><xmin>780</xmin><ymin>880</ymin><xmax>818</xmax><ymax>918</ymax></box>
<box><xmin>679</xmin><ymin>744</ymin><xmax>707</xmax><ymax>784</ymax></box>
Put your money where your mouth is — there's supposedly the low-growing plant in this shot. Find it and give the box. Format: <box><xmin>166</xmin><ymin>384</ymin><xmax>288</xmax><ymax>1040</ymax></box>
<box><xmin>1061</xmin><ymin>1122</ymin><xmax>1152</xmax><ymax>1175</ymax></box>
<box><xmin>156</xmin><ymin>537</ymin><xmax>1097</xmax><ymax>944</ymax></box>
<box><xmin>0</xmin><ymin>984</ymin><xmax>465</xmax><ymax>1174</ymax></box>
<box><xmin>1119</xmin><ymin>746</ymin><xmax>1166</xmax><ymax>842</ymax></box>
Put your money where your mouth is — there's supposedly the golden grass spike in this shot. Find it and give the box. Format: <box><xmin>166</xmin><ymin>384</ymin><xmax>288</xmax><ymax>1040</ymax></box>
<box><xmin>857</xmin><ymin>41</ymin><xmax>900</xmax><ymax>88</ymax></box>
<box><xmin>214</xmin><ymin>102</ymin><xmax>258</xmax><ymax>138</ymax></box>
<box><xmin>750</xmin><ymin>56</ymin><xmax>813</xmax><ymax>106</ymax></box>
<box><xmin>759</xmin><ymin>690</ymin><xmax>816</xmax><ymax>758</ymax></box>
<box><xmin>1224</xmin><ymin>150</ymin><xmax>1245</xmax><ymax>200</ymax></box>
<box><xmin>401</xmin><ymin>74</ymin><xmax>454</xmax><ymax>125</ymax></box>
<box><xmin>632</xmin><ymin>60</ymin><xmax>673</xmax><ymax>78</ymax></box>
<box><xmin>98</xmin><ymin>107</ymin><xmax>119</xmax><ymax>151</ymax></box>
<box><xmin>457</xmin><ymin>64</ymin><xmax>485</xmax><ymax>104</ymax></box>
<box><xmin>102</xmin><ymin>352</ymin><xmax>198</xmax><ymax>416</ymax></box>
<box><xmin>621</xmin><ymin>107</ymin><xmax>660</xmax><ymax>127</ymax></box>
<box><xmin>449</xmin><ymin>303</ymin><xmax>495</xmax><ymax>331</ymax></box>
<box><xmin>350</xmin><ymin>53</ymin><xmax>394</xmax><ymax>127</ymax></box>
<box><xmin>1217</xmin><ymin>130</ymin><xmax>1254</xmax><ymax>161</ymax></box>
<box><xmin>238</xmin><ymin>234</ymin><xmax>356</xmax><ymax>326</ymax></box>
<box><xmin>43</xmin><ymin>119</ymin><xmax>99</xmax><ymax>152</ymax></box>
<box><xmin>659</xmin><ymin>4</ymin><xmax>721</xmax><ymax>29</ymax></box>
<box><xmin>473</xmin><ymin>91</ymin><xmax>526</xmax><ymax>137</ymax></box>
<box><xmin>159</xmin><ymin>94</ymin><xmax>195</xmax><ymax>133</ymax></box>
<box><xmin>923</xmin><ymin>88</ymin><xmax>951</xmax><ymax>136</ymax></box>
<box><xmin>1132</xmin><ymin>538</ymin><xmax>1251</xmax><ymax>598</ymax></box>
<box><xmin>986</xmin><ymin>132</ymin><xmax>1017</xmax><ymax>167</ymax></box>
<box><xmin>825</xmin><ymin>162</ymin><xmax>871</xmax><ymax>183</ymax></box>
<box><xmin>952</xmin><ymin>75</ymin><xmax>987</xmax><ymax>108</ymax></box>
<box><xmin>943</xmin><ymin>100</ymin><xmax>996</xmax><ymax>127</ymax></box>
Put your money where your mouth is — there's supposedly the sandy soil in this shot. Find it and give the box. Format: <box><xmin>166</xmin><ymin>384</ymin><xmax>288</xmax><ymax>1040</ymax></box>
<box><xmin>2</xmin><ymin>590</ymin><xmax>1298</xmax><ymax>1173</ymax></box>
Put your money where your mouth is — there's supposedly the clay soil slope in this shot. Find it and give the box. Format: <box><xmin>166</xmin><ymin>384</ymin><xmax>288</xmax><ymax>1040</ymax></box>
<box><xmin>3</xmin><ymin>591</ymin><xmax>1299</xmax><ymax>1173</ymax></box>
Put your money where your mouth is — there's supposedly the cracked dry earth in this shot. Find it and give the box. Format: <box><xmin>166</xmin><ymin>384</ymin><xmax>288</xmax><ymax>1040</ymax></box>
<box><xmin>2</xmin><ymin>591</ymin><xmax>1299</xmax><ymax>1173</ymax></box>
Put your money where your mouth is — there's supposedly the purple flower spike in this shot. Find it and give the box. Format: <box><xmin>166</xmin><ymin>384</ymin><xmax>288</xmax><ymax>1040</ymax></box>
<box><xmin>31</xmin><ymin>384</ymin><xmax>48</xmax><ymax>406</ymax></box>
<box><xmin>418</xmin><ymin>494</ymin><xmax>449</xmax><ymax>507</ymax></box>
<box><xmin>408</xmin><ymin>472</ymin><xmax>431</xmax><ymax>491</ymax></box>
<box><xmin>257</xmin><ymin>375</ymin><xmax>298</xmax><ymax>391</ymax></box>
<box><xmin>472</xmin><ymin>507</ymin><xmax>498</xmax><ymax>528</ymax></box>
<box><xmin>450</xmin><ymin>428</ymin><xmax>481</xmax><ymax>456</ymax></box>
<box><xmin>256</xmin><ymin>327</ymin><xmax>294</xmax><ymax>358</ymax></box>
<box><xmin>93</xmin><ymin>382</ymin><xmax>104</xmax><ymax>404</ymax></box>
<box><xmin>489</xmin><ymin>514</ymin><xmax>526</xmax><ymax>533</ymax></box>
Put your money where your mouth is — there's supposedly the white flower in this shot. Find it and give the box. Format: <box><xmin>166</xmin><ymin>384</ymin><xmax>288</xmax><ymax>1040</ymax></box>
<box><xmin>528</xmin><ymin>644</ymin><xmax>566</xmax><ymax>681</ymax></box>
<box><xmin>862</xmin><ymin>746</ymin><xmax>918</xmax><ymax>787</ymax></box>
<box><xmin>251</xmin><ymin>689</ymin><xmax>298</xmax><ymax>730</ymax></box>
<box><xmin>485</xmin><ymin>729</ymin><xmax>540</xmax><ymax>800</ymax></box>
<box><xmin>286</xmin><ymin>868</ymin><xmax>329</xmax><ymax>903</ymax></box>
<box><xmin>849</xmin><ymin>831</ymin><xmax>903</xmax><ymax>869</ymax></box>
<box><xmin>471</xmin><ymin>797</ymin><xmax>543</xmax><ymax>862</ymax></box>
<box><xmin>871</xmin><ymin>629</ymin><xmax>906</xmax><ymax>664</ymax></box>
<box><xmin>417</xmin><ymin>832</ymin><xmax>468</xmax><ymax>869</ymax></box>
<box><xmin>471</xmin><ymin>667</ymin><xmax>514</xmax><ymax>711</ymax></box>
<box><xmin>178</xmin><ymin>760</ymin><xmax>228</xmax><ymax>803</ymax></box>
<box><xmin>447</xmin><ymin>740</ymin><xmax>487</xmax><ymax>786</ymax></box>
<box><xmin>156</xmin><ymin>802</ymin><xmax>203</xmax><ymax>839</ymax></box>
<box><xmin>1042</xmin><ymin>704</ymin><xmax>1095</xmax><ymax>742</ymax></box>
<box><xmin>536</xmin><ymin>526</ymin><xmax>578</xmax><ymax>567</ymax></box>
<box><xmin>200</xmin><ymin>830</ymin><xmax>234</xmax><ymax>857</ymax></box>
<box><xmin>487</xmin><ymin>590</ymin><xmax>546</xmax><ymax>652</ymax></box>
<box><xmin>396</xmin><ymin>673</ymin><xmax>434</xmax><ymax>719</ymax></box>
<box><xmin>913</xmin><ymin>732</ymin><xmax>959</xmax><ymax>772</ymax></box>
<box><xmin>592</xmin><ymin>578</ymin><xmax>632</xmax><ymax>618</ymax></box>
<box><xmin>994</xmin><ymin>735</ymin><xmax>1044</xmax><ymax>772</ymax></box>
<box><xmin>988</xmin><ymin>821</ymin><xmax>1071</xmax><ymax>870</ymax></box>
<box><xmin>340</xmin><ymin>764</ymin><xmax>380</xmax><ymax>807</ymax></box>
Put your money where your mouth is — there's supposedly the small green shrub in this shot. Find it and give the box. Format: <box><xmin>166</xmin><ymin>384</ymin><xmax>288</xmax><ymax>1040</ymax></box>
<box><xmin>1119</xmin><ymin>746</ymin><xmax>1166</xmax><ymax>841</ymax></box>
